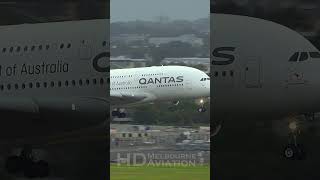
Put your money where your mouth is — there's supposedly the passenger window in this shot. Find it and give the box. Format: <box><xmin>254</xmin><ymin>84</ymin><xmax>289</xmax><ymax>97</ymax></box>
<box><xmin>222</xmin><ymin>71</ymin><xmax>226</xmax><ymax>77</ymax></box>
<box><xmin>65</xmin><ymin>80</ymin><xmax>69</xmax><ymax>87</ymax></box>
<box><xmin>93</xmin><ymin>79</ymin><xmax>97</xmax><ymax>84</ymax></box>
<box><xmin>24</xmin><ymin>46</ymin><xmax>28</xmax><ymax>51</ymax></box>
<box><xmin>29</xmin><ymin>83</ymin><xmax>33</xmax><ymax>88</ymax></box>
<box><xmin>43</xmin><ymin>82</ymin><xmax>47</xmax><ymax>88</ymax></box>
<box><xmin>31</xmin><ymin>46</ymin><xmax>35</xmax><ymax>51</ymax></box>
<box><xmin>67</xmin><ymin>43</ymin><xmax>71</xmax><ymax>48</ymax></box>
<box><xmin>2</xmin><ymin>48</ymin><xmax>6</xmax><ymax>52</ymax></box>
<box><xmin>9</xmin><ymin>47</ymin><xmax>13</xmax><ymax>53</ymax></box>
<box><xmin>50</xmin><ymin>81</ymin><xmax>55</xmax><ymax>87</ymax></box>
<box><xmin>46</xmin><ymin>45</ymin><xmax>50</xmax><ymax>50</ymax></box>
<box><xmin>22</xmin><ymin>84</ymin><xmax>26</xmax><ymax>89</ymax></box>
<box><xmin>79</xmin><ymin>79</ymin><xmax>83</xmax><ymax>86</ymax></box>
<box><xmin>39</xmin><ymin>45</ymin><xmax>42</xmax><ymax>50</ymax></box>
<box><xmin>58</xmin><ymin>81</ymin><xmax>62</xmax><ymax>87</ymax></box>
<box><xmin>36</xmin><ymin>82</ymin><xmax>40</xmax><ymax>88</ymax></box>
<box><xmin>72</xmin><ymin>80</ymin><xmax>76</xmax><ymax>86</ymax></box>
<box><xmin>15</xmin><ymin>84</ymin><xmax>18</xmax><ymax>90</ymax></box>
<box><xmin>16</xmin><ymin>46</ymin><xmax>21</xmax><ymax>52</ymax></box>
<box><xmin>7</xmin><ymin>84</ymin><xmax>11</xmax><ymax>90</ymax></box>
<box><xmin>60</xmin><ymin>44</ymin><xmax>64</xmax><ymax>49</ymax></box>
<box><xmin>230</xmin><ymin>70</ymin><xmax>234</xmax><ymax>77</ymax></box>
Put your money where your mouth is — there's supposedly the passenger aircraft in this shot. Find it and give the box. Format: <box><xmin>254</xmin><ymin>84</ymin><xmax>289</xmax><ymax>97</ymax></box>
<box><xmin>110</xmin><ymin>66</ymin><xmax>210</xmax><ymax>118</ymax></box>
<box><xmin>0</xmin><ymin>19</ymin><xmax>109</xmax><ymax>178</ymax></box>
<box><xmin>211</xmin><ymin>13</ymin><xmax>320</xmax><ymax>160</ymax></box>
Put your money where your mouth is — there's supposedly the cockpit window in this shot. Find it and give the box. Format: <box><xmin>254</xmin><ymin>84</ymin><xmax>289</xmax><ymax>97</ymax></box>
<box><xmin>310</xmin><ymin>52</ymin><xmax>320</xmax><ymax>58</ymax></box>
<box><xmin>299</xmin><ymin>52</ymin><xmax>308</xmax><ymax>61</ymax></box>
<box><xmin>289</xmin><ymin>52</ymin><xmax>299</xmax><ymax>62</ymax></box>
<box><xmin>200</xmin><ymin>78</ymin><xmax>210</xmax><ymax>81</ymax></box>
<box><xmin>289</xmin><ymin>51</ymin><xmax>320</xmax><ymax>62</ymax></box>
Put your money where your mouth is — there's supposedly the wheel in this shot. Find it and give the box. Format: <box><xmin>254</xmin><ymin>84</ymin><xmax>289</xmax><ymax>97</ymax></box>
<box><xmin>37</xmin><ymin>160</ymin><xmax>50</xmax><ymax>178</ymax></box>
<box><xmin>23</xmin><ymin>160</ymin><xmax>37</xmax><ymax>178</ymax></box>
<box><xmin>5</xmin><ymin>156</ymin><xmax>24</xmax><ymax>174</ymax></box>
<box><xmin>112</xmin><ymin>110</ymin><xmax>119</xmax><ymax>117</ymax></box>
<box><xmin>283</xmin><ymin>144</ymin><xmax>306</xmax><ymax>160</ymax></box>
<box><xmin>295</xmin><ymin>144</ymin><xmax>306</xmax><ymax>160</ymax></box>
<box><xmin>283</xmin><ymin>144</ymin><xmax>296</xmax><ymax>160</ymax></box>
<box><xmin>118</xmin><ymin>112</ymin><xmax>126</xmax><ymax>118</ymax></box>
<box><xmin>24</xmin><ymin>160</ymin><xmax>50</xmax><ymax>178</ymax></box>
<box><xmin>197</xmin><ymin>107</ymin><xmax>206</xmax><ymax>112</ymax></box>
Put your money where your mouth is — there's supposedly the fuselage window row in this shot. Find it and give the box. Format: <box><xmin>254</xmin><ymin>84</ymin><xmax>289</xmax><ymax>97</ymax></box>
<box><xmin>0</xmin><ymin>78</ymin><xmax>106</xmax><ymax>91</ymax></box>
<box><xmin>213</xmin><ymin>70</ymin><xmax>234</xmax><ymax>77</ymax></box>
<box><xmin>111</xmin><ymin>74</ymin><xmax>166</xmax><ymax>78</ymax></box>
<box><xmin>110</xmin><ymin>83</ymin><xmax>183</xmax><ymax>90</ymax></box>
<box><xmin>1</xmin><ymin>40</ymin><xmax>107</xmax><ymax>54</ymax></box>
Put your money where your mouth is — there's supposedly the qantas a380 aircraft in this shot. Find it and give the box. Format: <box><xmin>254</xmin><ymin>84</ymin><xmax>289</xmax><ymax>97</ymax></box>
<box><xmin>110</xmin><ymin>66</ymin><xmax>210</xmax><ymax>118</ymax></box>
<box><xmin>0</xmin><ymin>19</ymin><xmax>109</xmax><ymax>178</ymax></box>
<box><xmin>212</xmin><ymin>13</ymin><xmax>320</xmax><ymax>160</ymax></box>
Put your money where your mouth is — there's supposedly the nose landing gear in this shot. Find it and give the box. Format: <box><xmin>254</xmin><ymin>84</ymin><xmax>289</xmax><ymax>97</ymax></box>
<box><xmin>197</xmin><ymin>99</ymin><xmax>207</xmax><ymax>112</ymax></box>
<box><xmin>112</xmin><ymin>108</ymin><xmax>127</xmax><ymax>118</ymax></box>
<box><xmin>197</xmin><ymin>107</ymin><xmax>207</xmax><ymax>112</ymax></box>
<box><xmin>283</xmin><ymin>121</ymin><xmax>306</xmax><ymax>160</ymax></box>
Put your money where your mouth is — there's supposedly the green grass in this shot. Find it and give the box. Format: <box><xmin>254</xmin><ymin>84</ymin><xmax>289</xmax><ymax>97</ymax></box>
<box><xmin>110</xmin><ymin>164</ymin><xmax>210</xmax><ymax>180</ymax></box>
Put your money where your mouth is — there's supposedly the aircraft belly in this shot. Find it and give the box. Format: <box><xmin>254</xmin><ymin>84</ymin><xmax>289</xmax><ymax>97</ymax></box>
<box><xmin>0</xmin><ymin>97</ymin><xmax>108</xmax><ymax>140</ymax></box>
<box><xmin>214</xmin><ymin>89</ymin><xmax>295</xmax><ymax>117</ymax></box>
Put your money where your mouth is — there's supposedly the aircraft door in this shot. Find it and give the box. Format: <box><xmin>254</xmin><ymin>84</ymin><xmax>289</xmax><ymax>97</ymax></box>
<box><xmin>79</xmin><ymin>40</ymin><xmax>92</xmax><ymax>60</ymax></box>
<box><xmin>185</xmin><ymin>79</ymin><xmax>192</xmax><ymax>90</ymax></box>
<box><xmin>245</xmin><ymin>60</ymin><xmax>262</xmax><ymax>88</ymax></box>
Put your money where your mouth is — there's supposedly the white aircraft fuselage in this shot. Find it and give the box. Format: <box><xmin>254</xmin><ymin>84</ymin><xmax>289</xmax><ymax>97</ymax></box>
<box><xmin>211</xmin><ymin>13</ymin><xmax>320</xmax><ymax>120</ymax></box>
<box><xmin>110</xmin><ymin>66</ymin><xmax>210</xmax><ymax>107</ymax></box>
<box><xmin>0</xmin><ymin>19</ymin><xmax>109</xmax><ymax>139</ymax></box>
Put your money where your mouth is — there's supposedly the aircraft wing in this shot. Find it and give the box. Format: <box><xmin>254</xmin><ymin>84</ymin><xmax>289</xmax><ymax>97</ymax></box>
<box><xmin>110</xmin><ymin>92</ymin><xmax>155</xmax><ymax>106</ymax></box>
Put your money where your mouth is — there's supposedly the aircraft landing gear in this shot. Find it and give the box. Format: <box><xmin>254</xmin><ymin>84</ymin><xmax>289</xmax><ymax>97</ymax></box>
<box><xmin>197</xmin><ymin>98</ymin><xmax>207</xmax><ymax>113</ymax></box>
<box><xmin>197</xmin><ymin>106</ymin><xmax>207</xmax><ymax>112</ymax></box>
<box><xmin>283</xmin><ymin>144</ymin><xmax>305</xmax><ymax>160</ymax></box>
<box><xmin>283</xmin><ymin>121</ymin><xmax>306</xmax><ymax>160</ymax></box>
<box><xmin>5</xmin><ymin>145</ymin><xmax>50</xmax><ymax>178</ymax></box>
<box><xmin>112</xmin><ymin>108</ymin><xmax>126</xmax><ymax>118</ymax></box>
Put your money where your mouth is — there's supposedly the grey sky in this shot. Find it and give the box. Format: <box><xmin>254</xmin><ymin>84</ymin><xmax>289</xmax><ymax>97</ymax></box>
<box><xmin>111</xmin><ymin>0</ymin><xmax>209</xmax><ymax>22</ymax></box>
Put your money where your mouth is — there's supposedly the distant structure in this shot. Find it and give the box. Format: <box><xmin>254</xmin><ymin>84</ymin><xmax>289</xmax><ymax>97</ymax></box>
<box><xmin>111</xmin><ymin>34</ymin><xmax>148</xmax><ymax>44</ymax></box>
<box><xmin>161</xmin><ymin>57</ymin><xmax>210</xmax><ymax>73</ymax></box>
<box><xmin>148</xmin><ymin>34</ymin><xmax>203</xmax><ymax>47</ymax></box>
<box><xmin>162</xmin><ymin>57</ymin><xmax>209</xmax><ymax>65</ymax></box>
<box><xmin>111</xmin><ymin>56</ymin><xmax>147</xmax><ymax>68</ymax></box>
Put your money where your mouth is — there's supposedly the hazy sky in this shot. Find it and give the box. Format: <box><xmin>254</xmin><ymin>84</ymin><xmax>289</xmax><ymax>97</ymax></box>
<box><xmin>111</xmin><ymin>0</ymin><xmax>209</xmax><ymax>22</ymax></box>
